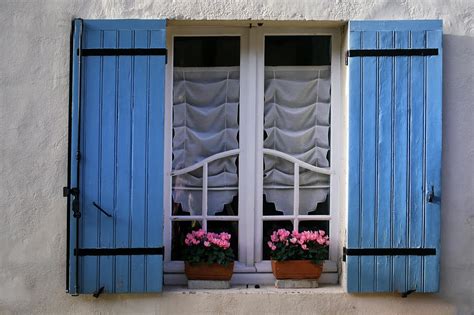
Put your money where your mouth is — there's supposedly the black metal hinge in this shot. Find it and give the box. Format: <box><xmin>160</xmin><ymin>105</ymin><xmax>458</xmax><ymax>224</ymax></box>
<box><xmin>63</xmin><ymin>187</ymin><xmax>79</xmax><ymax>198</ymax></box>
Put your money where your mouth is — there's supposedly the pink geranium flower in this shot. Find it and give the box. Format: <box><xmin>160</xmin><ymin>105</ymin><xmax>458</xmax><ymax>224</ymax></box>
<box><xmin>184</xmin><ymin>229</ymin><xmax>234</xmax><ymax>266</ymax></box>
<box><xmin>267</xmin><ymin>228</ymin><xmax>329</xmax><ymax>263</ymax></box>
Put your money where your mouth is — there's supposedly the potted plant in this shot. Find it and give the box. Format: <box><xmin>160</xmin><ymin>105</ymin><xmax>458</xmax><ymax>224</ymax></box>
<box><xmin>184</xmin><ymin>229</ymin><xmax>235</xmax><ymax>281</ymax></box>
<box><xmin>268</xmin><ymin>229</ymin><xmax>329</xmax><ymax>280</ymax></box>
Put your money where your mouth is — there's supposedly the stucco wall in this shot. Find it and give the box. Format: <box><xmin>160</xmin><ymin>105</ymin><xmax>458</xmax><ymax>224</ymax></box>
<box><xmin>0</xmin><ymin>0</ymin><xmax>472</xmax><ymax>314</ymax></box>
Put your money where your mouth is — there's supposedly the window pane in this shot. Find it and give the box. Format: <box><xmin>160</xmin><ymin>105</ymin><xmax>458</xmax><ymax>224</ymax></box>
<box><xmin>172</xmin><ymin>36</ymin><xmax>240</xmax><ymax>217</ymax></box>
<box><xmin>208</xmin><ymin>157</ymin><xmax>239</xmax><ymax>216</ymax></box>
<box><xmin>298</xmin><ymin>220</ymin><xmax>329</xmax><ymax>233</ymax></box>
<box><xmin>263</xmin><ymin>36</ymin><xmax>331</xmax><ymax>216</ymax></box>
<box><xmin>304</xmin><ymin>192</ymin><xmax>330</xmax><ymax>215</ymax></box>
<box><xmin>262</xmin><ymin>220</ymin><xmax>293</xmax><ymax>260</ymax></box>
<box><xmin>298</xmin><ymin>221</ymin><xmax>329</xmax><ymax>260</ymax></box>
<box><xmin>172</xmin><ymin>171</ymin><xmax>203</xmax><ymax>216</ymax></box>
<box><xmin>265</xmin><ymin>36</ymin><xmax>331</xmax><ymax>66</ymax></box>
<box><xmin>174</xmin><ymin>37</ymin><xmax>240</xmax><ymax>67</ymax></box>
<box><xmin>299</xmin><ymin>167</ymin><xmax>330</xmax><ymax>215</ymax></box>
<box><xmin>263</xmin><ymin>156</ymin><xmax>294</xmax><ymax>215</ymax></box>
<box><xmin>207</xmin><ymin>221</ymin><xmax>239</xmax><ymax>260</ymax></box>
<box><xmin>171</xmin><ymin>221</ymin><xmax>202</xmax><ymax>260</ymax></box>
<box><xmin>262</xmin><ymin>192</ymin><xmax>284</xmax><ymax>216</ymax></box>
<box><xmin>212</xmin><ymin>195</ymin><xmax>238</xmax><ymax>216</ymax></box>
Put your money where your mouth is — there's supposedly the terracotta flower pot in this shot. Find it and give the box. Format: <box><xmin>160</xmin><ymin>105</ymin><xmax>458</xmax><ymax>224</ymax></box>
<box><xmin>271</xmin><ymin>260</ymin><xmax>323</xmax><ymax>280</ymax></box>
<box><xmin>184</xmin><ymin>262</ymin><xmax>234</xmax><ymax>281</ymax></box>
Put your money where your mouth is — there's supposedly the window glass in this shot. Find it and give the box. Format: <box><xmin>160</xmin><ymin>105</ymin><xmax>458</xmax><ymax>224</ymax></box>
<box><xmin>264</xmin><ymin>36</ymin><xmax>331</xmax><ymax>66</ymax></box>
<box><xmin>262</xmin><ymin>221</ymin><xmax>293</xmax><ymax>260</ymax></box>
<box><xmin>262</xmin><ymin>36</ymin><xmax>331</xmax><ymax>256</ymax></box>
<box><xmin>174</xmin><ymin>37</ymin><xmax>240</xmax><ymax>67</ymax></box>
<box><xmin>171</xmin><ymin>36</ymin><xmax>240</xmax><ymax>260</ymax></box>
<box><xmin>171</xmin><ymin>221</ymin><xmax>202</xmax><ymax>260</ymax></box>
<box><xmin>207</xmin><ymin>221</ymin><xmax>239</xmax><ymax>259</ymax></box>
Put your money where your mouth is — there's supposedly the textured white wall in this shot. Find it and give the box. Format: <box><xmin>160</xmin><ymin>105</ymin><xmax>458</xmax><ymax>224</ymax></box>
<box><xmin>0</xmin><ymin>0</ymin><xmax>472</xmax><ymax>314</ymax></box>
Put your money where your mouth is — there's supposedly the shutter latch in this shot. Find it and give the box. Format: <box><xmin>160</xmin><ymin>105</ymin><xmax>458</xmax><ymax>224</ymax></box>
<box><xmin>426</xmin><ymin>185</ymin><xmax>436</xmax><ymax>203</ymax></box>
<box><xmin>63</xmin><ymin>187</ymin><xmax>81</xmax><ymax>218</ymax></box>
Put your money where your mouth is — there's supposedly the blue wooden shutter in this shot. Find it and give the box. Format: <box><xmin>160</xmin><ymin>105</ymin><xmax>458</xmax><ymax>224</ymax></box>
<box><xmin>346</xmin><ymin>20</ymin><xmax>442</xmax><ymax>293</ymax></box>
<box><xmin>66</xmin><ymin>19</ymin><xmax>166</xmax><ymax>295</ymax></box>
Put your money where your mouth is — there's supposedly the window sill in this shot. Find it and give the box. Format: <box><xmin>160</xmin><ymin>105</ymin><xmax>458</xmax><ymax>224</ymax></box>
<box><xmin>163</xmin><ymin>283</ymin><xmax>344</xmax><ymax>295</ymax></box>
<box><xmin>164</xmin><ymin>260</ymin><xmax>339</xmax><ymax>285</ymax></box>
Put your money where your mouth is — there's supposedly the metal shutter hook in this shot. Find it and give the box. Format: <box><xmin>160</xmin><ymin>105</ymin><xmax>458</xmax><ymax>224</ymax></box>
<box><xmin>92</xmin><ymin>202</ymin><xmax>112</xmax><ymax>217</ymax></box>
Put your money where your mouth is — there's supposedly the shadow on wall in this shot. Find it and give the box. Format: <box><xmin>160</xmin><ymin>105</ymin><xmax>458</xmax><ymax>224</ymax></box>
<box><xmin>440</xmin><ymin>34</ymin><xmax>474</xmax><ymax>315</ymax></box>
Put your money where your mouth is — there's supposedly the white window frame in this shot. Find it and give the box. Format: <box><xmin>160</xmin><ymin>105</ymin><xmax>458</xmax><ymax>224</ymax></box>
<box><xmin>163</xmin><ymin>25</ymin><xmax>342</xmax><ymax>284</ymax></box>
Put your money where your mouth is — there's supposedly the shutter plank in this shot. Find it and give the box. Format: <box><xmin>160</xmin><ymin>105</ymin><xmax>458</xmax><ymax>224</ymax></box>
<box><xmin>424</xmin><ymin>30</ymin><xmax>442</xmax><ymax>292</ymax></box>
<box><xmin>408</xmin><ymin>30</ymin><xmax>426</xmax><ymax>291</ymax></box>
<box><xmin>376</xmin><ymin>30</ymin><xmax>394</xmax><ymax>292</ymax></box>
<box><xmin>98</xmin><ymin>30</ymin><xmax>118</xmax><ymax>292</ymax></box>
<box><xmin>360</xmin><ymin>31</ymin><xmax>378</xmax><ymax>292</ymax></box>
<box><xmin>130</xmin><ymin>30</ymin><xmax>149</xmax><ymax>292</ymax></box>
<box><xmin>115</xmin><ymin>29</ymin><xmax>133</xmax><ymax>293</ymax></box>
<box><xmin>81</xmin><ymin>29</ymin><xmax>101</xmax><ymax>294</ymax></box>
<box><xmin>392</xmin><ymin>30</ymin><xmax>410</xmax><ymax>293</ymax></box>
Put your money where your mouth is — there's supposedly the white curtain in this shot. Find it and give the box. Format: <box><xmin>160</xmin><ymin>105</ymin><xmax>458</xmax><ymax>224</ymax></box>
<box><xmin>172</xmin><ymin>67</ymin><xmax>240</xmax><ymax>215</ymax></box>
<box><xmin>264</xmin><ymin>66</ymin><xmax>331</xmax><ymax>215</ymax></box>
<box><xmin>172</xmin><ymin>65</ymin><xmax>330</xmax><ymax>216</ymax></box>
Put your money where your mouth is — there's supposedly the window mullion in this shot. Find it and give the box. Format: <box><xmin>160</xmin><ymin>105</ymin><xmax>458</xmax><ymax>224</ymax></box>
<box><xmin>254</xmin><ymin>27</ymin><xmax>265</xmax><ymax>263</ymax></box>
<box><xmin>202</xmin><ymin>162</ymin><xmax>208</xmax><ymax>231</ymax></box>
<box><xmin>293</xmin><ymin>163</ymin><xmax>300</xmax><ymax>220</ymax></box>
<box><xmin>238</xmin><ymin>28</ymin><xmax>255</xmax><ymax>266</ymax></box>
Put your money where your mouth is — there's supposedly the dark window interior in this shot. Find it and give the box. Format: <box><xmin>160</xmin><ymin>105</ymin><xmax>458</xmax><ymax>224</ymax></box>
<box><xmin>264</xmin><ymin>35</ymin><xmax>331</xmax><ymax>66</ymax></box>
<box><xmin>174</xmin><ymin>36</ymin><xmax>240</xmax><ymax>67</ymax></box>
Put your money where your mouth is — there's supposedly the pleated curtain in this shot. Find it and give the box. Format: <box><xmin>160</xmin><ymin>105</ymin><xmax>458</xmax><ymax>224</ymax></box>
<box><xmin>263</xmin><ymin>66</ymin><xmax>331</xmax><ymax>214</ymax></box>
<box><xmin>172</xmin><ymin>66</ymin><xmax>330</xmax><ymax>215</ymax></box>
<box><xmin>173</xmin><ymin>67</ymin><xmax>239</xmax><ymax>215</ymax></box>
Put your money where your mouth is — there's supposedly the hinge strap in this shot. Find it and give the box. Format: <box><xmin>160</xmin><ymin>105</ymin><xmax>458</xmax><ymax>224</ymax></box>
<box><xmin>347</xmin><ymin>48</ymin><xmax>438</xmax><ymax>57</ymax></box>
<box><xmin>75</xmin><ymin>247</ymin><xmax>164</xmax><ymax>256</ymax></box>
<box><xmin>345</xmin><ymin>48</ymin><xmax>438</xmax><ymax>65</ymax></box>
<box><xmin>79</xmin><ymin>48</ymin><xmax>167</xmax><ymax>56</ymax></box>
<box><xmin>343</xmin><ymin>247</ymin><xmax>436</xmax><ymax>259</ymax></box>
